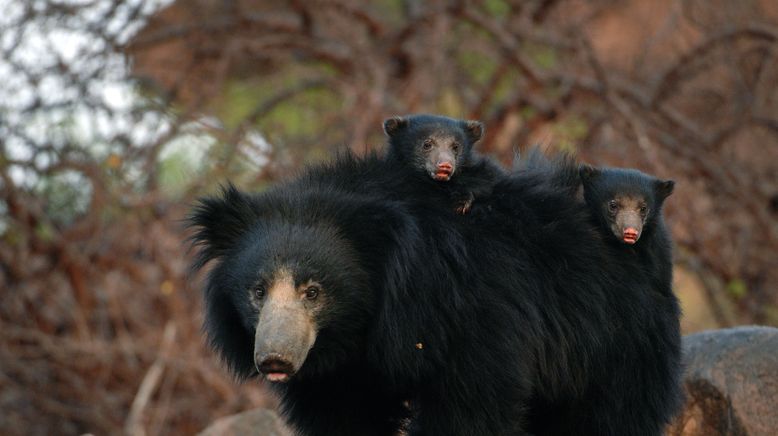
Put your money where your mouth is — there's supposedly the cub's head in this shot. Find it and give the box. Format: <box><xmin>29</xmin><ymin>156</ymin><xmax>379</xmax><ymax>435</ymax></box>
<box><xmin>580</xmin><ymin>166</ymin><xmax>674</xmax><ymax>245</ymax></box>
<box><xmin>383</xmin><ymin>114</ymin><xmax>484</xmax><ymax>182</ymax></box>
<box><xmin>188</xmin><ymin>185</ymin><xmax>404</xmax><ymax>382</ymax></box>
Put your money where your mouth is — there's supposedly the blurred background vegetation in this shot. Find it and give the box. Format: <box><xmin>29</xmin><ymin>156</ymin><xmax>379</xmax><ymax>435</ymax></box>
<box><xmin>1</xmin><ymin>0</ymin><xmax>777</xmax><ymax>434</ymax></box>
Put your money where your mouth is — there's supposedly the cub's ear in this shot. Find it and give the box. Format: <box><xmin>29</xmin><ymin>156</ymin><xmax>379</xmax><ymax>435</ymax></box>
<box><xmin>655</xmin><ymin>179</ymin><xmax>675</xmax><ymax>200</ymax></box>
<box><xmin>578</xmin><ymin>164</ymin><xmax>601</xmax><ymax>182</ymax></box>
<box><xmin>463</xmin><ymin>120</ymin><xmax>485</xmax><ymax>143</ymax></box>
<box><xmin>187</xmin><ymin>183</ymin><xmax>259</xmax><ymax>271</ymax></box>
<box><xmin>383</xmin><ymin>116</ymin><xmax>409</xmax><ymax>136</ymax></box>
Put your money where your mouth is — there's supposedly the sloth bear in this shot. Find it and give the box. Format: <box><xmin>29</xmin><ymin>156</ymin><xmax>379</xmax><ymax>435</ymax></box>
<box><xmin>515</xmin><ymin>150</ymin><xmax>677</xmax><ymax>298</ymax></box>
<box><xmin>502</xmin><ymin>156</ymin><xmax>682</xmax><ymax>435</ymax></box>
<box><xmin>382</xmin><ymin>114</ymin><xmax>504</xmax><ymax>214</ymax></box>
<box><xmin>189</xmin><ymin>151</ymin><xmax>682</xmax><ymax>436</ymax></box>
<box><xmin>579</xmin><ymin>165</ymin><xmax>676</xmax><ymax>297</ymax></box>
<box><xmin>579</xmin><ymin>166</ymin><xmax>674</xmax><ymax>247</ymax></box>
<box><xmin>189</xmin><ymin>184</ymin><xmax>416</xmax><ymax>435</ymax></box>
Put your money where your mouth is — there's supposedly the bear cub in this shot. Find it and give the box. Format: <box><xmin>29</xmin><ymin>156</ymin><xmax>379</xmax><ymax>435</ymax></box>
<box><xmin>383</xmin><ymin>114</ymin><xmax>503</xmax><ymax>214</ymax></box>
<box><xmin>579</xmin><ymin>165</ymin><xmax>674</xmax><ymax>245</ymax></box>
<box><xmin>580</xmin><ymin>165</ymin><xmax>676</xmax><ymax>294</ymax></box>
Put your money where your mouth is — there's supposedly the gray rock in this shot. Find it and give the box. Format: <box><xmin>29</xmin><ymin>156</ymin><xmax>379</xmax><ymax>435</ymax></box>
<box><xmin>198</xmin><ymin>408</ymin><xmax>292</xmax><ymax>436</ymax></box>
<box><xmin>668</xmin><ymin>326</ymin><xmax>778</xmax><ymax>436</ymax></box>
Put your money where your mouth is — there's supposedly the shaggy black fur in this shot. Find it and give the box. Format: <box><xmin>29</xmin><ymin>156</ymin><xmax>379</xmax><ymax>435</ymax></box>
<box><xmin>189</xmin><ymin>150</ymin><xmax>683</xmax><ymax>436</ymax></box>
<box><xmin>507</xmin><ymin>156</ymin><xmax>682</xmax><ymax>435</ymax></box>
<box><xmin>511</xmin><ymin>151</ymin><xmax>683</xmax><ymax>434</ymax></box>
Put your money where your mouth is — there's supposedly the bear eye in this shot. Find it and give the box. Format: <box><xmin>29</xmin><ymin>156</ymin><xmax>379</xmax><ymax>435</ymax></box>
<box><xmin>640</xmin><ymin>205</ymin><xmax>648</xmax><ymax>215</ymax></box>
<box><xmin>305</xmin><ymin>285</ymin><xmax>320</xmax><ymax>301</ymax></box>
<box><xmin>422</xmin><ymin>139</ymin><xmax>433</xmax><ymax>151</ymax></box>
<box><xmin>451</xmin><ymin>142</ymin><xmax>460</xmax><ymax>153</ymax></box>
<box><xmin>608</xmin><ymin>200</ymin><xmax>618</xmax><ymax>212</ymax></box>
<box><xmin>253</xmin><ymin>285</ymin><xmax>265</xmax><ymax>300</ymax></box>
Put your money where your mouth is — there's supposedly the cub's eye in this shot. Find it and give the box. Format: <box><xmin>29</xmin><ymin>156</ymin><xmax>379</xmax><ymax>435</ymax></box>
<box><xmin>305</xmin><ymin>286</ymin><xmax>320</xmax><ymax>301</ymax></box>
<box><xmin>253</xmin><ymin>285</ymin><xmax>265</xmax><ymax>300</ymax></box>
<box><xmin>451</xmin><ymin>142</ymin><xmax>460</xmax><ymax>153</ymax></box>
<box><xmin>608</xmin><ymin>200</ymin><xmax>618</xmax><ymax>212</ymax></box>
<box><xmin>640</xmin><ymin>205</ymin><xmax>648</xmax><ymax>215</ymax></box>
<box><xmin>422</xmin><ymin>139</ymin><xmax>433</xmax><ymax>150</ymax></box>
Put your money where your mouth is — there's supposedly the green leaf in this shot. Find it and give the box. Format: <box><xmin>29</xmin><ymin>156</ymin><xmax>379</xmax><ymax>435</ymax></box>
<box><xmin>35</xmin><ymin>222</ymin><xmax>56</xmax><ymax>242</ymax></box>
<box><xmin>484</xmin><ymin>0</ymin><xmax>509</xmax><ymax>18</ymax></box>
<box><xmin>726</xmin><ymin>279</ymin><xmax>748</xmax><ymax>299</ymax></box>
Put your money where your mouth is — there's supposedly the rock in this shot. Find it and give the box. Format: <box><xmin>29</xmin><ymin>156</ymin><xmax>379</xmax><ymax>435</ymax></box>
<box><xmin>668</xmin><ymin>326</ymin><xmax>778</xmax><ymax>436</ymax></box>
<box><xmin>198</xmin><ymin>408</ymin><xmax>292</xmax><ymax>436</ymax></box>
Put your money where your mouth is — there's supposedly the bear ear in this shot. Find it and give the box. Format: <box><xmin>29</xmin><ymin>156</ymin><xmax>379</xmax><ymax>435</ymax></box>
<box><xmin>189</xmin><ymin>184</ymin><xmax>260</xmax><ymax>379</ymax></box>
<box><xmin>579</xmin><ymin>164</ymin><xmax>600</xmax><ymax>182</ymax></box>
<box><xmin>383</xmin><ymin>116</ymin><xmax>409</xmax><ymax>137</ymax></box>
<box><xmin>187</xmin><ymin>183</ymin><xmax>259</xmax><ymax>271</ymax></box>
<box><xmin>463</xmin><ymin>120</ymin><xmax>484</xmax><ymax>143</ymax></box>
<box><xmin>655</xmin><ymin>179</ymin><xmax>675</xmax><ymax>200</ymax></box>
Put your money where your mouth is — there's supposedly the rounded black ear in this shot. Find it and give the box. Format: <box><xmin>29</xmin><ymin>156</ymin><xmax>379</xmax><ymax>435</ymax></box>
<box><xmin>187</xmin><ymin>184</ymin><xmax>260</xmax><ymax>271</ymax></box>
<box><xmin>383</xmin><ymin>116</ymin><xmax>409</xmax><ymax>136</ymax></box>
<box><xmin>579</xmin><ymin>164</ymin><xmax>600</xmax><ymax>182</ymax></box>
<box><xmin>188</xmin><ymin>184</ymin><xmax>260</xmax><ymax>380</ymax></box>
<box><xmin>656</xmin><ymin>179</ymin><xmax>675</xmax><ymax>200</ymax></box>
<box><xmin>463</xmin><ymin>120</ymin><xmax>484</xmax><ymax>143</ymax></box>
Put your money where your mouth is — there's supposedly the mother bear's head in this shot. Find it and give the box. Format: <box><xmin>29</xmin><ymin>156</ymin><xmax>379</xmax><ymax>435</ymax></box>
<box><xmin>188</xmin><ymin>184</ymin><xmax>413</xmax><ymax>382</ymax></box>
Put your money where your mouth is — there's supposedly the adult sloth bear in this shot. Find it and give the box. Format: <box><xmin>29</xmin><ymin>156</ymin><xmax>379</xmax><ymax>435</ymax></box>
<box><xmin>190</xmin><ymin>184</ymin><xmax>416</xmax><ymax>434</ymax></box>
<box><xmin>189</xmin><ymin>153</ymin><xmax>682</xmax><ymax>436</ymax></box>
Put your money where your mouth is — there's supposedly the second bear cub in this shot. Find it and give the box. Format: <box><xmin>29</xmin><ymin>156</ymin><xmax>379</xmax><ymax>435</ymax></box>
<box><xmin>579</xmin><ymin>166</ymin><xmax>674</xmax><ymax>246</ymax></box>
<box><xmin>580</xmin><ymin>165</ymin><xmax>676</xmax><ymax>297</ymax></box>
